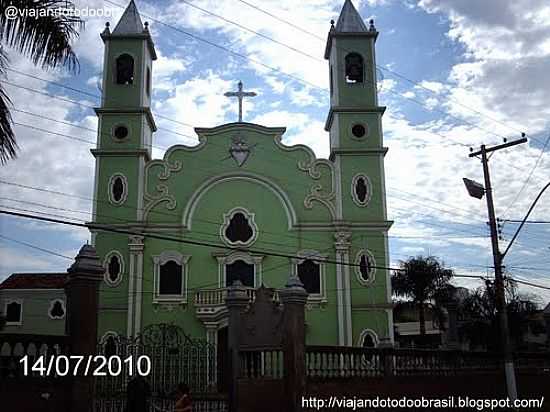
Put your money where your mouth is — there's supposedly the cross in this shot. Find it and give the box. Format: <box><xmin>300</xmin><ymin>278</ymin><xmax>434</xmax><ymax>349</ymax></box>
<box><xmin>224</xmin><ymin>81</ymin><xmax>257</xmax><ymax>122</ymax></box>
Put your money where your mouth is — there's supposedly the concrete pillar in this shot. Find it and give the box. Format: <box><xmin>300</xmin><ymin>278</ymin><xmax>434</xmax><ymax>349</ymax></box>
<box><xmin>445</xmin><ymin>301</ymin><xmax>460</xmax><ymax>349</ymax></box>
<box><xmin>65</xmin><ymin>244</ymin><xmax>105</xmax><ymax>412</ymax></box>
<box><xmin>225</xmin><ymin>280</ymin><xmax>250</xmax><ymax>412</ymax></box>
<box><xmin>279</xmin><ymin>276</ymin><xmax>308</xmax><ymax>412</ymax></box>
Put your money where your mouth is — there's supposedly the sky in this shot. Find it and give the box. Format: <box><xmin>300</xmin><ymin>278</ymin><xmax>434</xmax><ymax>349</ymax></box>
<box><xmin>0</xmin><ymin>0</ymin><xmax>549</xmax><ymax>303</ymax></box>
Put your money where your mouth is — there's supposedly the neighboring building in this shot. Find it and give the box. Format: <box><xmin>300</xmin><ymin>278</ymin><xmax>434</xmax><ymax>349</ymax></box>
<box><xmin>92</xmin><ymin>0</ymin><xmax>393</xmax><ymax>349</ymax></box>
<box><xmin>0</xmin><ymin>273</ymin><xmax>67</xmax><ymax>335</ymax></box>
<box><xmin>393</xmin><ymin>302</ymin><xmax>444</xmax><ymax>348</ymax></box>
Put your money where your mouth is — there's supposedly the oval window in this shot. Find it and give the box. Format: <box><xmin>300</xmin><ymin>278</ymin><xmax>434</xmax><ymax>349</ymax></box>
<box><xmin>355</xmin><ymin>177</ymin><xmax>368</xmax><ymax>203</ymax></box>
<box><xmin>107</xmin><ymin>255</ymin><xmax>121</xmax><ymax>283</ymax></box>
<box><xmin>114</xmin><ymin>125</ymin><xmax>129</xmax><ymax>140</ymax></box>
<box><xmin>355</xmin><ymin>250</ymin><xmax>375</xmax><ymax>285</ymax></box>
<box><xmin>359</xmin><ymin>254</ymin><xmax>372</xmax><ymax>282</ymax></box>
<box><xmin>111</xmin><ymin>176</ymin><xmax>125</xmax><ymax>203</ymax></box>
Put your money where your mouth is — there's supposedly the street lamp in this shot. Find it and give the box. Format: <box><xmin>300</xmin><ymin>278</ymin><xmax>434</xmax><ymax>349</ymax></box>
<box><xmin>463</xmin><ymin>178</ymin><xmax>485</xmax><ymax>200</ymax></box>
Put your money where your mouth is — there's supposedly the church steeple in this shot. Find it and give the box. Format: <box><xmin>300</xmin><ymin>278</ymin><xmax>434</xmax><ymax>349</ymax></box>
<box><xmin>334</xmin><ymin>0</ymin><xmax>368</xmax><ymax>32</ymax></box>
<box><xmin>112</xmin><ymin>0</ymin><xmax>145</xmax><ymax>35</ymax></box>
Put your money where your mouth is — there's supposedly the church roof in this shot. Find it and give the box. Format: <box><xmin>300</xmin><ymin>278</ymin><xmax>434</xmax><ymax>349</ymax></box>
<box><xmin>112</xmin><ymin>0</ymin><xmax>144</xmax><ymax>35</ymax></box>
<box><xmin>335</xmin><ymin>0</ymin><xmax>368</xmax><ymax>33</ymax></box>
<box><xmin>0</xmin><ymin>273</ymin><xmax>67</xmax><ymax>290</ymax></box>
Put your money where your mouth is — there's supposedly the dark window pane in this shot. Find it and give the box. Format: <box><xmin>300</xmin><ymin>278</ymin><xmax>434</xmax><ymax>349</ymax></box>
<box><xmin>226</xmin><ymin>259</ymin><xmax>254</xmax><ymax>287</ymax></box>
<box><xmin>352</xmin><ymin>124</ymin><xmax>366</xmax><ymax>138</ymax></box>
<box><xmin>159</xmin><ymin>260</ymin><xmax>183</xmax><ymax>295</ymax></box>
<box><xmin>6</xmin><ymin>302</ymin><xmax>21</xmax><ymax>322</ymax></box>
<box><xmin>363</xmin><ymin>334</ymin><xmax>375</xmax><ymax>348</ymax></box>
<box><xmin>105</xmin><ymin>336</ymin><xmax>117</xmax><ymax>357</ymax></box>
<box><xmin>225</xmin><ymin>212</ymin><xmax>253</xmax><ymax>243</ymax></box>
<box><xmin>359</xmin><ymin>254</ymin><xmax>372</xmax><ymax>281</ymax></box>
<box><xmin>112</xmin><ymin>177</ymin><xmax>124</xmax><ymax>202</ymax></box>
<box><xmin>108</xmin><ymin>255</ymin><xmax>121</xmax><ymax>282</ymax></box>
<box><xmin>114</xmin><ymin>126</ymin><xmax>128</xmax><ymax>140</ymax></box>
<box><xmin>355</xmin><ymin>177</ymin><xmax>368</xmax><ymax>203</ymax></box>
<box><xmin>116</xmin><ymin>54</ymin><xmax>134</xmax><ymax>85</ymax></box>
<box><xmin>345</xmin><ymin>53</ymin><xmax>363</xmax><ymax>83</ymax></box>
<box><xmin>297</xmin><ymin>259</ymin><xmax>320</xmax><ymax>294</ymax></box>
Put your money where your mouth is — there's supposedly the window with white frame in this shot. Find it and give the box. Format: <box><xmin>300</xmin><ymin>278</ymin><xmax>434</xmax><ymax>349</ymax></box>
<box><xmin>5</xmin><ymin>299</ymin><xmax>23</xmax><ymax>325</ymax></box>
<box><xmin>359</xmin><ymin>329</ymin><xmax>379</xmax><ymax>348</ymax></box>
<box><xmin>153</xmin><ymin>251</ymin><xmax>190</xmax><ymax>302</ymax></box>
<box><xmin>216</xmin><ymin>252</ymin><xmax>263</xmax><ymax>288</ymax></box>
<box><xmin>355</xmin><ymin>249</ymin><xmax>376</xmax><ymax>285</ymax></box>
<box><xmin>104</xmin><ymin>251</ymin><xmax>124</xmax><ymax>286</ymax></box>
<box><xmin>220</xmin><ymin>207</ymin><xmax>258</xmax><ymax>247</ymax></box>
<box><xmin>293</xmin><ymin>251</ymin><xmax>327</xmax><ymax>301</ymax></box>
<box><xmin>48</xmin><ymin>299</ymin><xmax>66</xmax><ymax>320</ymax></box>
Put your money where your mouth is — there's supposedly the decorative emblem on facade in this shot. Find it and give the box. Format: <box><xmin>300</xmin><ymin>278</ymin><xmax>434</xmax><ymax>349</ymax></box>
<box><xmin>229</xmin><ymin>135</ymin><xmax>251</xmax><ymax>167</ymax></box>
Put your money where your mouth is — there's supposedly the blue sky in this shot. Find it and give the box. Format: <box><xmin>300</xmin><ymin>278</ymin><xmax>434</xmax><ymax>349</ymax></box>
<box><xmin>1</xmin><ymin>0</ymin><xmax>549</xmax><ymax>302</ymax></box>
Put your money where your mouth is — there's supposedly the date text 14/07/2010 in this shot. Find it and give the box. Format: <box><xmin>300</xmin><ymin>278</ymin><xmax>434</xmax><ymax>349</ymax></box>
<box><xmin>19</xmin><ymin>355</ymin><xmax>151</xmax><ymax>377</ymax></box>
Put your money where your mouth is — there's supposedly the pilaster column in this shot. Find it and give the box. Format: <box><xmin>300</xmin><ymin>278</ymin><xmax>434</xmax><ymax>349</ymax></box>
<box><xmin>225</xmin><ymin>281</ymin><xmax>249</xmax><ymax>412</ymax></box>
<box><xmin>128</xmin><ymin>235</ymin><xmax>144</xmax><ymax>338</ymax></box>
<box><xmin>334</xmin><ymin>231</ymin><xmax>352</xmax><ymax>346</ymax></box>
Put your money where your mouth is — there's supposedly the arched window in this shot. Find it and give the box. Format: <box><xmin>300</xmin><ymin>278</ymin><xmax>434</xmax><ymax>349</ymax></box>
<box><xmin>293</xmin><ymin>251</ymin><xmax>327</xmax><ymax>301</ymax></box>
<box><xmin>5</xmin><ymin>300</ymin><xmax>23</xmax><ymax>325</ymax></box>
<box><xmin>116</xmin><ymin>54</ymin><xmax>134</xmax><ymax>85</ymax></box>
<box><xmin>345</xmin><ymin>53</ymin><xmax>364</xmax><ymax>83</ymax></box>
<box><xmin>153</xmin><ymin>251</ymin><xmax>190</xmax><ymax>303</ymax></box>
<box><xmin>359</xmin><ymin>329</ymin><xmax>378</xmax><ymax>348</ymax></box>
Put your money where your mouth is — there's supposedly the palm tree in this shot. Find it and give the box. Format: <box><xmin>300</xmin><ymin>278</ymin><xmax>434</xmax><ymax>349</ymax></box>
<box><xmin>392</xmin><ymin>256</ymin><xmax>454</xmax><ymax>343</ymax></box>
<box><xmin>0</xmin><ymin>0</ymin><xmax>84</xmax><ymax>164</ymax></box>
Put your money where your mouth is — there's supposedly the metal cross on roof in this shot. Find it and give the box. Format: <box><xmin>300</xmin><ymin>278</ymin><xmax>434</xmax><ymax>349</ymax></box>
<box><xmin>224</xmin><ymin>81</ymin><xmax>257</xmax><ymax>122</ymax></box>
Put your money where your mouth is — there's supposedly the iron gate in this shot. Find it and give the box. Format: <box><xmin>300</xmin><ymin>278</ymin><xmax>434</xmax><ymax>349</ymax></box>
<box><xmin>94</xmin><ymin>324</ymin><xmax>227</xmax><ymax>412</ymax></box>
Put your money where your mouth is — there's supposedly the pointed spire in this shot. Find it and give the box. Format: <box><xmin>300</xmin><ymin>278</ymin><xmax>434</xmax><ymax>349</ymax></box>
<box><xmin>335</xmin><ymin>0</ymin><xmax>368</xmax><ymax>33</ymax></box>
<box><xmin>112</xmin><ymin>0</ymin><xmax>144</xmax><ymax>35</ymax></box>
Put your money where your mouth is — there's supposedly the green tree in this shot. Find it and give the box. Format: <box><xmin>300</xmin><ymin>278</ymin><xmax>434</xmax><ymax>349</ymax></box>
<box><xmin>0</xmin><ymin>0</ymin><xmax>84</xmax><ymax>164</ymax></box>
<box><xmin>392</xmin><ymin>256</ymin><xmax>454</xmax><ymax>341</ymax></box>
<box><xmin>458</xmin><ymin>279</ymin><xmax>539</xmax><ymax>351</ymax></box>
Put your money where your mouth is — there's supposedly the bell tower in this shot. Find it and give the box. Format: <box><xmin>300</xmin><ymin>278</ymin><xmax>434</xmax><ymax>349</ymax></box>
<box><xmin>325</xmin><ymin>0</ymin><xmax>393</xmax><ymax>347</ymax></box>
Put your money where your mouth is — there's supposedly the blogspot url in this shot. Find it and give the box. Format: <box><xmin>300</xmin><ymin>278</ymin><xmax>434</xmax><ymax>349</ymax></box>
<box><xmin>4</xmin><ymin>6</ymin><xmax>112</xmax><ymax>20</ymax></box>
<box><xmin>301</xmin><ymin>395</ymin><xmax>545</xmax><ymax>411</ymax></box>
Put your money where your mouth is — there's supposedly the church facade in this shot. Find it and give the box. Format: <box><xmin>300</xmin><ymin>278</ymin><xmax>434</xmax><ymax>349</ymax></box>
<box><xmin>92</xmin><ymin>0</ymin><xmax>393</xmax><ymax>349</ymax></box>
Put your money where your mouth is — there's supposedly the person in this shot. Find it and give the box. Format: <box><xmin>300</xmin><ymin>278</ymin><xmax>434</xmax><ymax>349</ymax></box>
<box><xmin>174</xmin><ymin>383</ymin><xmax>192</xmax><ymax>412</ymax></box>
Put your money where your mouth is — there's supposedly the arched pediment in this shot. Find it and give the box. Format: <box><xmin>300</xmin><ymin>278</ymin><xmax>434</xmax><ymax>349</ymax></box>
<box><xmin>182</xmin><ymin>171</ymin><xmax>298</xmax><ymax>230</ymax></box>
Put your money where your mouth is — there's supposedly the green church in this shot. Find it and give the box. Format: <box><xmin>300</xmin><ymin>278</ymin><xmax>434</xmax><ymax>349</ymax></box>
<box><xmin>92</xmin><ymin>0</ymin><xmax>393</xmax><ymax>351</ymax></box>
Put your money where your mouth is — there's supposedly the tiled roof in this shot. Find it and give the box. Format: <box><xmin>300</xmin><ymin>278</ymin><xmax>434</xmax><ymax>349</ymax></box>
<box><xmin>0</xmin><ymin>273</ymin><xmax>68</xmax><ymax>290</ymax></box>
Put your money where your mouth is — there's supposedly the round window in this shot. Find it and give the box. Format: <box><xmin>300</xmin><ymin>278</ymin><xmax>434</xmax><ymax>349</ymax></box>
<box><xmin>351</xmin><ymin>123</ymin><xmax>367</xmax><ymax>139</ymax></box>
<box><xmin>114</xmin><ymin>125</ymin><xmax>129</xmax><ymax>140</ymax></box>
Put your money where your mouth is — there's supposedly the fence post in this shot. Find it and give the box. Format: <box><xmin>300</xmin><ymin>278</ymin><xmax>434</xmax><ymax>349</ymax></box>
<box><xmin>226</xmin><ymin>280</ymin><xmax>250</xmax><ymax>412</ymax></box>
<box><xmin>65</xmin><ymin>244</ymin><xmax>105</xmax><ymax>412</ymax></box>
<box><xmin>279</xmin><ymin>276</ymin><xmax>308</xmax><ymax>412</ymax></box>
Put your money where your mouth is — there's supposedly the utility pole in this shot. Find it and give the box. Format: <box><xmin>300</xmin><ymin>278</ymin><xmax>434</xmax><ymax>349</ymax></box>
<box><xmin>468</xmin><ymin>136</ymin><xmax>527</xmax><ymax>401</ymax></box>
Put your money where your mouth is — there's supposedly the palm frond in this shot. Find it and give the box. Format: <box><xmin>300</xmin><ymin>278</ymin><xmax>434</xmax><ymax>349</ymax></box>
<box><xmin>0</xmin><ymin>0</ymin><xmax>84</xmax><ymax>72</ymax></box>
<box><xmin>0</xmin><ymin>45</ymin><xmax>16</xmax><ymax>164</ymax></box>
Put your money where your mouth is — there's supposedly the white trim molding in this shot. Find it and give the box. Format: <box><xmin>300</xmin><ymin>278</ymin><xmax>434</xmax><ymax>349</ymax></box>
<box><xmin>152</xmin><ymin>251</ymin><xmax>190</xmax><ymax>304</ymax></box>
<box><xmin>48</xmin><ymin>299</ymin><xmax>66</xmax><ymax>320</ymax></box>
<box><xmin>4</xmin><ymin>299</ymin><xmax>23</xmax><ymax>325</ymax></box>
<box><xmin>357</xmin><ymin>328</ymin><xmax>379</xmax><ymax>347</ymax></box>
<box><xmin>215</xmin><ymin>251</ymin><xmax>263</xmax><ymax>288</ymax></box>
<box><xmin>220</xmin><ymin>207</ymin><xmax>258</xmax><ymax>247</ymax></box>
<box><xmin>354</xmin><ymin>249</ymin><xmax>377</xmax><ymax>285</ymax></box>
<box><xmin>104</xmin><ymin>250</ymin><xmax>125</xmax><ymax>287</ymax></box>
<box><xmin>291</xmin><ymin>250</ymin><xmax>328</xmax><ymax>303</ymax></box>
<box><xmin>351</xmin><ymin>173</ymin><xmax>373</xmax><ymax>207</ymax></box>
<box><xmin>108</xmin><ymin>173</ymin><xmax>129</xmax><ymax>206</ymax></box>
